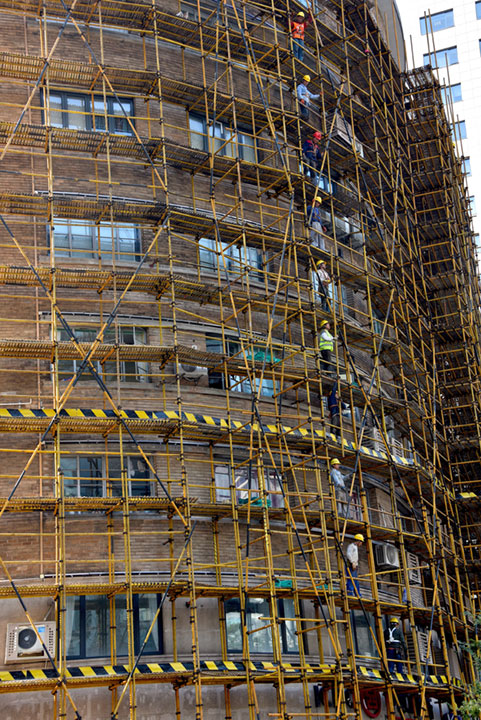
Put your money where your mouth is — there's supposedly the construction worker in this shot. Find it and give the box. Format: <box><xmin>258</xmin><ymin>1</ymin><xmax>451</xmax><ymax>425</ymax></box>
<box><xmin>289</xmin><ymin>10</ymin><xmax>312</xmax><ymax>62</ymax></box>
<box><xmin>327</xmin><ymin>382</ymin><xmax>347</xmax><ymax>439</ymax></box>
<box><xmin>346</xmin><ymin>533</ymin><xmax>364</xmax><ymax>596</ymax></box>
<box><xmin>307</xmin><ymin>199</ymin><xmax>325</xmax><ymax>250</ymax></box>
<box><xmin>315</xmin><ymin>260</ymin><xmax>330</xmax><ymax>307</ymax></box>
<box><xmin>297</xmin><ymin>75</ymin><xmax>320</xmax><ymax>121</ymax></box>
<box><xmin>302</xmin><ymin>131</ymin><xmax>322</xmax><ymax>179</ymax></box>
<box><xmin>383</xmin><ymin>617</ymin><xmax>407</xmax><ymax>673</ymax></box>
<box><xmin>318</xmin><ymin>319</ymin><xmax>335</xmax><ymax>374</ymax></box>
<box><xmin>330</xmin><ymin>458</ymin><xmax>352</xmax><ymax>518</ymax></box>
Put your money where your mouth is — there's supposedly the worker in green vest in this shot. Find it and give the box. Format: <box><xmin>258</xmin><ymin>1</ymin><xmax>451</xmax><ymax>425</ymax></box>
<box><xmin>319</xmin><ymin>319</ymin><xmax>335</xmax><ymax>374</ymax></box>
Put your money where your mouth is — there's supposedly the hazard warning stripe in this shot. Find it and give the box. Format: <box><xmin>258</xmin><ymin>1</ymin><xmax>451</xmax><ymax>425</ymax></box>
<box><xmin>0</xmin><ymin>407</ymin><xmax>419</xmax><ymax>471</ymax></box>
<box><xmin>358</xmin><ymin>666</ymin><xmax>464</xmax><ymax>688</ymax></box>
<box><xmin>0</xmin><ymin>660</ymin><xmax>336</xmax><ymax>684</ymax></box>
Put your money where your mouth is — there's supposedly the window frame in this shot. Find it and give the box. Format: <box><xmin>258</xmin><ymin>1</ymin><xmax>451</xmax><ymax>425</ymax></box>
<box><xmin>451</xmin><ymin>120</ymin><xmax>467</xmax><ymax>141</ymax></box>
<box><xmin>224</xmin><ymin>597</ymin><xmax>301</xmax><ymax>654</ymax></box>
<box><xmin>205</xmin><ymin>334</ymin><xmax>277</xmax><ymax>397</ymax></box>
<box><xmin>65</xmin><ymin>593</ymin><xmax>163</xmax><ymax>660</ymax></box>
<box><xmin>214</xmin><ymin>463</ymin><xmax>284</xmax><ymax>508</ymax></box>
<box><xmin>477</xmin><ymin>0</ymin><xmax>481</xmax><ymax>19</ymax></box>
<box><xmin>50</xmin><ymin>218</ymin><xmax>141</xmax><ymax>262</ymax></box>
<box><xmin>43</xmin><ymin>90</ymin><xmax>135</xmax><ymax>135</ymax></box>
<box><xmin>57</xmin><ymin>324</ymin><xmax>149</xmax><ymax>384</ymax></box>
<box><xmin>441</xmin><ymin>83</ymin><xmax>462</xmax><ymax>104</ymax></box>
<box><xmin>423</xmin><ymin>45</ymin><xmax>458</xmax><ymax>68</ymax></box>
<box><xmin>351</xmin><ymin>610</ymin><xmax>379</xmax><ymax>658</ymax></box>
<box><xmin>419</xmin><ymin>8</ymin><xmax>454</xmax><ymax>35</ymax></box>
<box><xmin>188</xmin><ymin>113</ymin><xmax>257</xmax><ymax>162</ymax></box>
<box><xmin>60</xmin><ymin>453</ymin><xmax>155</xmax><ymax>498</ymax></box>
<box><xmin>198</xmin><ymin>237</ymin><xmax>266</xmax><ymax>280</ymax></box>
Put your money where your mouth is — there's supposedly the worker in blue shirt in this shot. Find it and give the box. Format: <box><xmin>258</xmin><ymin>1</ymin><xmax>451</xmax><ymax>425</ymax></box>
<box><xmin>328</xmin><ymin>382</ymin><xmax>347</xmax><ymax>439</ymax></box>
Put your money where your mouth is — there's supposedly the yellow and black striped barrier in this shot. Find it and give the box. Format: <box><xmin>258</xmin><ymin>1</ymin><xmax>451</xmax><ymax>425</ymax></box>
<box><xmin>0</xmin><ymin>407</ymin><xmax>418</xmax><ymax>470</ymax></box>
<box><xmin>0</xmin><ymin>660</ymin><xmax>463</xmax><ymax>689</ymax></box>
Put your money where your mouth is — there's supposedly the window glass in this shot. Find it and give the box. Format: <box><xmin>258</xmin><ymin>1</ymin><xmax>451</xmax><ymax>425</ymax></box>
<box><xmin>85</xmin><ymin>595</ymin><xmax>110</xmax><ymax>657</ymax></box>
<box><xmin>280</xmin><ymin>599</ymin><xmax>298</xmax><ymax>653</ymax></box>
<box><xmin>49</xmin><ymin>93</ymin><xmax>64</xmax><ymax>128</ymax></box>
<box><xmin>93</xmin><ymin>98</ymin><xmax>107</xmax><ymax>131</ymax></box>
<box><xmin>214</xmin><ymin>464</ymin><xmax>283</xmax><ymax>507</ymax></box>
<box><xmin>111</xmin><ymin>99</ymin><xmax>133</xmax><ymax>135</ymax></box>
<box><xmin>463</xmin><ymin>157</ymin><xmax>471</xmax><ymax>176</ymax></box>
<box><xmin>469</xmin><ymin>196</ymin><xmax>477</xmax><ymax>215</ymax></box>
<box><xmin>199</xmin><ymin>237</ymin><xmax>264</xmax><ymax>279</ymax></box>
<box><xmin>423</xmin><ymin>46</ymin><xmax>458</xmax><ymax>67</ymax></box>
<box><xmin>419</xmin><ymin>9</ymin><xmax>454</xmax><ymax>34</ymax></box>
<box><xmin>189</xmin><ymin>116</ymin><xmax>206</xmax><ymax>151</ymax></box>
<box><xmin>66</xmin><ymin>95</ymin><xmax>87</xmax><ymax>131</ymax></box>
<box><xmin>477</xmin><ymin>0</ymin><xmax>481</xmax><ymax>19</ymax></box>
<box><xmin>452</xmin><ymin>120</ymin><xmax>467</xmax><ymax>140</ymax></box>
<box><xmin>51</xmin><ymin>219</ymin><xmax>140</xmax><ymax>261</ymax></box>
<box><xmin>239</xmin><ymin>131</ymin><xmax>256</xmax><ymax>163</ymax></box>
<box><xmin>65</xmin><ymin>596</ymin><xmax>81</xmax><ymax>657</ymax></box>
<box><xmin>352</xmin><ymin>610</ymin><xmax>378</xmax><ymax>658</ymax></box>
<box><xmin>60</xmin><ymin>454</ymin><xmax>152</xmax><ymax>497</ymax></box>
<box><xmin>205</xmin><ymin>335</ymin><xmax>276</xmax><ymax>397</ymax></box>
<box><xmin>225</xmin><ymin>597</ymin><xmax>298</xmax><ymax>654</ymax></box>
<box><xmin>137</xmin><ymin>594</ymin><xmax>162</xmax><ymax>653</ymax></box>
<box><xmin>441</xmin><ymin>83</ymin><xmax>462</xmax><ymax>104</ymax></box>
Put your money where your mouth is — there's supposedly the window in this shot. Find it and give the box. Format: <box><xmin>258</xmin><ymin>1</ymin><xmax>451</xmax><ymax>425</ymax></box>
<box><xmin>66</xmin><ymin>594</ymin><xmax>162</xmax><ymax>659</ymax></box>
<box><xmin>423</xmin><ymin>46</ymin><xmax>458</xmax><ymax>67</ymax></box>
<box><xmin>188</xmin><ymin>114</ymin><xmax>256</xmax><ymax>162</ymax></box>
<box><xmin>51</xmin><ymin>219</ymin><xmax>141</xmax><ymax>261</ymax></box>
<box><xmin>225</xmin><ymin>598</ymin><xmax>298</xmax><ymax>654</ymax></box>
<box><xmin>57</xmin><ymin>326</ymin><xmax>149</xmax><ymax>383</ymax></box>
<box><xmin>441</xmin><ymin>83</ymin><xmax>462</xmax><ymax>104</ymax></box>
<box><xmin>214</xmin><ymin>464</ymin><xmax>284</xmax><ymax>508</ymax></box>
<box><xmin>469</xmin><ymin>196</ymin><xmax>477</xmax><ymax>215</ymax></box>
<box><xmin>477</xmin><ymin>0</ymin><xmax>481</xmax><ymax>19</ymax></box>
<box><xmin>373</xmin><ymin>308</ymin><xmax>384</xmax><ymax>336</ymax></box>
<box><xmin>60</xmin><ymin>454</ymin><xmax>153</xmax><ymax>497</ymax></box>
<box><xmin>463</xmin><ymin>157</ymin><xmax>471</xmax><ymax>176</ymax></box>
<box><xmin>199</xmin><ymin>237</ymin><xmax>265</xmax><ymax>280</ymax></box>
<box><xmin>351</xmin><ymin>610</ymin><xmax>378</xmax><ymax>658</ymax></box>
<box><xmin>206</xmin><ymin>335</ymin><xmax>277</xmax><ymax>396</ymax></box>
<box><xmin>451</xmin><ymin>120</ymin><xmax>467</xmax><ymax>140</ymax></box>
<box><xmin>419</xmin><ymin>9</ymin><xmax>454</xmax><ymax>34</ymax></box>
<box><xmin>46</xmin><ymin>91</ymin><xmax>135</xmax><ymax>135</ymax></box>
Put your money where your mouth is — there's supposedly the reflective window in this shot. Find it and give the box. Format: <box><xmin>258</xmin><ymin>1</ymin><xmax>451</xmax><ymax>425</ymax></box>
<box><xmin>66</xmin><ymin>594</ymin><xmax>162</xmax><ymax>659</ymax></box>
<box><xmin>188</xmin><ymin>114</ymin><xmax>256</xmax><ymax>162</ymax></box>
<box><xmin>451</xmin><ymin>120</ymin><xmax>467</xmax><ymax>140</ymax></box>
<box><xmin>60</xmin><ymin>454</ymin><xmax>153</xmax><ymax>497</ymax></box>
<box><xmin>51</xmin><ymin>219</ymin><xmax>141</xmax><ymax>262</ymax></box>
<box><xmin>469</xmin><ymin>196</ymin><xmax>477</xmax><ymax>216</ymax></box>
<box><xmin>477</xmin><ymin>0</ymin><xmax>481</xmax><ymax>19</ymax></box>
<box><xmin>206</xmin><ymin>335</ymin><xmax>277</xmax><ymax>396</ymax></box>
<box><xmin>463</xmin><ymin>157</ymin><xmax>471</xmax><ymax>176</ymax></box>
<box><xmin>441</xmin><ymin>83</ymin><xmax>462</xmax><ymax>104</ymax></box>
<box><xmin>199</xmin><ymin>237</ymin><xmax>265</xmax><ymax>280</ymax></box>
<box><xmin>57</xmin><ymin>325</ymin><xmax>149</xmax><ymax>383</ymax></box>
<box><xmin>225</xmin><ymin>598</ymin><xmax>298</xmax><ymax>654</ymax></box>
<box><xmin>423</xmin><ymin>46</ymin><xmax>458</xmax><ymax>67</ymax></box>
<box><xmin>46</xmin><ymin>91</ymin><xmax>135</xmax><ymax>135</ymax></box>
<box><xmin>420</xmin><ymin>9</ymin><xmax>454</xmax><ymax>34</ymax></box>
<box><xmin>214</xmin><ymin>464</ymin><xmax>284</xmax><ymax>507</ymax></box>
<box><xmin>351</xmin><ymin>610</ymin><xmax>378</xmax><ymax>658</ymax></box>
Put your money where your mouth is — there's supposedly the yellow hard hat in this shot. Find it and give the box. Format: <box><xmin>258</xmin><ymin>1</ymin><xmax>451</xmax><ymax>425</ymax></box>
<box><xmin>316</xmin><ymin>260</ymin><xmax>326</xmax><ymax>266</ymax></box>
<box><xmin>303</xmin><ymin>74</ymin><xmax>311</xmax><ymax>82</ymax></box>
<box><xmin>354</xmin><ymin>533</ymin><xmax>364</xmax><ymax>542</ymax></box>
<box><xmin>390</xmin><ymin>617</ymin><xmax>400</xmax><ymax>624</ymax></box>
<box><xmin>320</xmin><ymin>319</ymin><xmax>329</xmax><ymax>327</ymax></box>
<box><xmin>297</xmin><ymin>10</ymin><xmax>305</xmax><ymax>17</ymax></box>
<box><xmin>331</xmin><ymin>458</ymin><xmax>340</xmax><ymax>465</ymax></box>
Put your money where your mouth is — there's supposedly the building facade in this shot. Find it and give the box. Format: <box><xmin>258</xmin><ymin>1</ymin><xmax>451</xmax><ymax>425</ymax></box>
<box><xmin>400</xmin><ymin>0</ymin><xmax>481</xmax><ymax>249</ymax></box>
<box><xmin>0</xmin><ymin>0</ymin><xmax>478</xmax><ymax>719</ymax></box>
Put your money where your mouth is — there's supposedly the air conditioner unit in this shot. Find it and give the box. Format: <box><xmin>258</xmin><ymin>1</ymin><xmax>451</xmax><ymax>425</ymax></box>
<box><xmin>407</xmin><ymin>552</ymin><xmax>422</xmax><ymax>584</ymax></box>
<box><xmin>332</xmin><ymin>116</ymin><xmax>365</xmax><ymax>158</ymax></box>
<box><xmin>375</xmin><ymin>543</ymin><xmax>400</xmax><ymax>570</ymax></box>
<box><xmin>5</xmin><ymin>622</ymin><xmax>56</xmax><ymax>663</ymax></box>
<box><xmin>179</xmin><ymin>344</ymin><xmax>207</xmax><ymax>381</ymax></box>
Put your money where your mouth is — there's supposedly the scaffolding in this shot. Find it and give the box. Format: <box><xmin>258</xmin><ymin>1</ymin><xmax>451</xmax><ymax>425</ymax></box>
<box><xmin>0</xmin><ymin>0</ymin><xmax>478</xmax><ymax>718</ymax></box>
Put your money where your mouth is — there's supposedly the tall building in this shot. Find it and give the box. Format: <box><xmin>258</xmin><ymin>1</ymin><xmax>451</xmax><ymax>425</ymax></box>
<box><xmin>0</xmin><ymin>1</ymin><xmax>478</xmax><ymax>719</ymax></box>
<box><xmin>400</xmin><ymin>0</ymin><xmax>481</xmax><ymax>248</ymax></box>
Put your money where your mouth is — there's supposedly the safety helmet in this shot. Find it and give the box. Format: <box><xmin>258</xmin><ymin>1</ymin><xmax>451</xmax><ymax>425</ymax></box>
<box><xmin>316</xmin><ymin>259</ymin><xmax>325</xmax><ymax>266</ymax></box>
<box><xmin>320</xmin><ymin>319</ymin><xmax>329</xmax><ymax>327</ymax></box>
<box><xmin>354</xmin><ymin>533</ymin><xmax>364</xmax><ymax>542</ymax></box>
<box><xmin>331</xmin><ymin>458</ymin><xmax>340</xmax><ymax>465</ymax></box>
<box><xmin>390</xmin><ymin>617</ymin><xmax>400</xmax><ymax>624</ymax></box>
<box><xmin>297</xmin><ymin>11</ymin><xmax>305</xmax><ymax>16</ymax></box>
<box><xmin>313</xmin><ymin>131</ymin><xmax>322</xmax><ymax>140</ymax></box>
<box><xmin>303</xmin><ymin>74</ymin><xmax>311</xmax><ymax>82</ymax></box>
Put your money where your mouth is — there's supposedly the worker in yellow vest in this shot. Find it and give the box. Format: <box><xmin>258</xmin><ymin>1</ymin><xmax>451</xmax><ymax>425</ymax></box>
<box><xmin>319</xmin><ymin>319</ymin><xmax>335</xmax><ymax>374</ymax></box>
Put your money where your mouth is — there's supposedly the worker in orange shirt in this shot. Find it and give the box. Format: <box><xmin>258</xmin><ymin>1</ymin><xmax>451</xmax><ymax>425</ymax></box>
<box><xmin>289</xmin><ymin>10</ymin><xmax>312</xmax><ymax>62</ymax></box>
